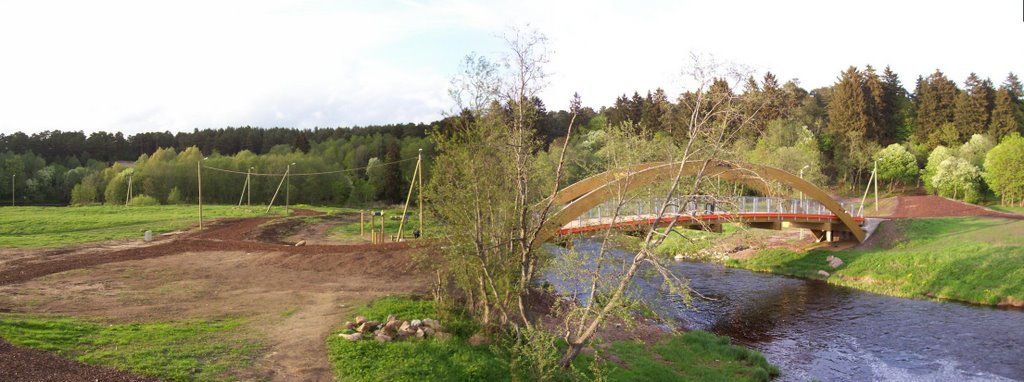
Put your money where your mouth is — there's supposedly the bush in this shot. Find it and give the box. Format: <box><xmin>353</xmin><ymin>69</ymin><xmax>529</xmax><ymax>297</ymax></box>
<box><xmin>128</xmin><ymin>194</ymin><xmax>160</xmax><ymax>206</ymax></box>
<box><xmin>166</xmin><ymin>187</ymin><xmax>182</xmax><ymax>205</ymax></box>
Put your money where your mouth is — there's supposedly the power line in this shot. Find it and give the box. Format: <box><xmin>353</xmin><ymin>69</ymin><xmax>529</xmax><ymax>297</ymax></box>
<box><xmin>201</xmin><ymin>157</ymin><xmax>417</xmax><ymax>177</ymax></box>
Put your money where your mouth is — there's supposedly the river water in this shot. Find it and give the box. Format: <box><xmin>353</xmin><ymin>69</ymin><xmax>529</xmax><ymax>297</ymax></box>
<box><xmin>546</xmin><ymin>239</ymin><xmax>1024</xmax><ymax>381</ymax></box>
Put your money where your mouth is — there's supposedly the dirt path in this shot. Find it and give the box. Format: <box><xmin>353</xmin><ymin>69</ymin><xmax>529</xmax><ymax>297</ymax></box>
<box><xmin>0</xmin><ymin>211</ymin><xmax>432</xmax><ymax>381</ymax></box>
<box><xmin>1</xmin><ymin>339</ymin><xmax>162</xmax><ymax>382</ymax></box>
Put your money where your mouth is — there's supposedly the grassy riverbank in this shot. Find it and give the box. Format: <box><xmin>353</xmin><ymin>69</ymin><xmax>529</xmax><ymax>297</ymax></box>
<box><xmin>726</xmin><ymin>217</ymin><xmax>1024</xmax><ymax>306</ymax></box>
<box><xmin>0</xmin><ymin>314</ymin><xmax>261</xmax><ymax>381</ymax></box>
<box><xmin>327</xmin><ymin>296</ymin><xmax>778</xmax><ymax>381</ymax></box>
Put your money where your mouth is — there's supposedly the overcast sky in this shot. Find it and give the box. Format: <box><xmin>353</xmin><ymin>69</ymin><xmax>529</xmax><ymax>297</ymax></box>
<box><xmin>1</xmin><ymin>0</ymin><xmax>1022</xmax><ymax>135</ymax></box>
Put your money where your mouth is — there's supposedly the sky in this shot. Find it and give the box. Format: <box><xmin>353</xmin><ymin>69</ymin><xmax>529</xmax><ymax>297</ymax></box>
<box><xmin>1</xmin><ymin>0</ymin><xmax>1022</xmax><ymax>135</ymax></box>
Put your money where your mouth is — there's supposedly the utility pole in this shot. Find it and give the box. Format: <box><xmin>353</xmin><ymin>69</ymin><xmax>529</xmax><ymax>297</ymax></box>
<box><xmin>874</xmin><ymin>160</ymin><xmax>879</xmax><ymax>212</ymax></box>
<box><xmin>418</xmin><ymin>148</ymin><xmax>423</xmax><ymax>237</ymax></box>
<box><xmin>247</xmin><ymin>167</ymin><xmax>253</xmax><ymax>206</ymax></box>
<box><xmin>198</xmin><ymin>160</ymin><xmax>203</xmax><ymax>231</ymax></box>
<box><xmin>285</xmin><ymin>162</ymin><xmax>295</xmax><ymax>214</ymax></box>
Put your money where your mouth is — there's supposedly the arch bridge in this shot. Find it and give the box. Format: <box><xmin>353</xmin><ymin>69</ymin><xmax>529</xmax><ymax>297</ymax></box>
<box><xmin>536</xmin><ymin>161</ymin><xmax>866</xmax><ymax>245</ymax></box>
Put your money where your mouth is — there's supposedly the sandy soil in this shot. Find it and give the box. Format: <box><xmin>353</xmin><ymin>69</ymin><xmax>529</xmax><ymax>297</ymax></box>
<box><xmin>0</xmin><ymin>210</ymin><xmax>433</xmax><ymax>381</ymax></box>
<box><xmin>868</xmin><ymin>195</ymin><xmax>1024</xmax><ymax>219</ymax></box>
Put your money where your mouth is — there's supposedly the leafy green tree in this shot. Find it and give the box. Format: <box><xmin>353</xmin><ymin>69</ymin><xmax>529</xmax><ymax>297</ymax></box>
<box><xmin>874</xmin><ymin>143</ymin><xmax>918</xmax><ymax>190</ymax></box>
<box><xmin>923</xmin><ymin>145</ymin><xmax>954</xmax><ymax>194</ymax></box>
<box><xmin>932</xmin><ymin>156</ymin><xmax>981</xmax><ymax>202</ymax></box>
<box><xmin>747</xmin><ymin>119</ymin><xmax>824</xmax><ymax>185</ymax></box>
<box><xmin>957</xmin><ymin>134</ymin><xmax>995</xmax><ymax>169</ymax></box>
<box><xmin>983</xmin><ymin>133</ymin><xmax>1024</xmax><ymax>206</ymax></box>
<box><xmin>953</xmin><ymin>73</ymin><xmax>996</xmax><ymax>139</ymax></box>
<box><xmin>167</xmin><ymin>186</ymin><xmax>182</xmax><ymax>205</ymax></box>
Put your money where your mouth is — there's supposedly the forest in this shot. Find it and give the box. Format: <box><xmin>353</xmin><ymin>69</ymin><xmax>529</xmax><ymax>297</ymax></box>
<box><xmin>1</xmin><ymin>66</ymin><xmax>1022</xmax><ymax>207</ymax></box>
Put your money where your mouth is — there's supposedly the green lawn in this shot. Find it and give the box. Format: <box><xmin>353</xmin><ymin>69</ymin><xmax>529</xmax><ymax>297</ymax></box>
<box><xmin>727</xmin><ymin>217</ymin><xmax>1024</xmax><ymax>306</ymax></box>
<box><xmin>327</xmin><ymin>296</ymin><xmax>777</xmax><ymax>382</ymax></box>
<box><xmin>988</xmin><ymin>205</ymin><xmax>1024</xmax><ymax>214</ymax></box>
<box><xmin>0</xmin><ymin>314</ymin><xmax>261</xmax><ymax>381</ymax></box>
<box><xmin>0</xmin><ymin>205</ymin><xmax>279</xmax><ymax>248</ymax></box>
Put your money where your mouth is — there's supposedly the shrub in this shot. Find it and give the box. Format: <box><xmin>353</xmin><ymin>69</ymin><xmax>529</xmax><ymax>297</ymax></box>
<box><xmin>128</xmin><ymin>194</ymin><xmax>160</xmax><ymax>206</ymax></box>
<box><xmin>166</xmin><ymin>187</ymin><xmax>182</xmax><ymax>205</ymax></box>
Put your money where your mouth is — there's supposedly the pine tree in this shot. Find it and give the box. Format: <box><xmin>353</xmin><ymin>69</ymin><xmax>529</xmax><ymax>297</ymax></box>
<box><xmin>953</xmin><ymin>73</ymin><xmax>995</xmax><ymax>140</ymax></box>
<box><xmin>828</xmin><ymin>67</ymin><xmax>871</xmax><ymax>139</ymax></box>
<box><xmin>990</xmin><ymin>87</ymin><xmax>1024</xmax><ymax>139</ymax></box>
<box><xmin>1005</xmin><ymin>73</ymin><xmax>1023</xmax><ymax>99</ymax></box>
<box><xmin>914</xmin><ymin>70</ymin><xmax>959</xmax><ymax>148</ymax></box>
<box><xmin>880</xmin><ymin>66</ymin><xmax>906</xmax><ymax>145</ymax></box>
<box><xmin>761</xmin><ymin>72</ymin><xmax>783</xmax><ymax>123</ymax></box>
<box><xmin>863</xmin><ymin>65</ymin><xmax>887</xmax><ymax>143</ymax></box>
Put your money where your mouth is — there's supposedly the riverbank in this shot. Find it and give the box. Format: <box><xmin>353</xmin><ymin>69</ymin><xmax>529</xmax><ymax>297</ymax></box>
<box><xmin>327</xmin><ymin>296</ymin><xmax>779</xmax><ymax>381</ymax></box>
<box><xmin>725</xmin><ymin>216</ymin><xmax>1024</xmax><ymax>307</ymax></box>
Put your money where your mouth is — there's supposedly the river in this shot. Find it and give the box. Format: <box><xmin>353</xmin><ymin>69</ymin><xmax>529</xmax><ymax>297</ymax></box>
<box><xmin>546</xmin><ymin>239</ymin><xmax>1024</xmax><ymax>381</ymax></box>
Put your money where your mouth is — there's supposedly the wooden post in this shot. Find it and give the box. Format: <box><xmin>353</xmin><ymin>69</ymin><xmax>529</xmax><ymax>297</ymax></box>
<box><xmin>370</xmin><ymin>212</ymin><xmax>376</xmax><ymax>243</ymax></box>
<box><xmin>873</xmin><ymin>160</ymin><xmax>879</xmax><ymax>212</ymax></box>
<box><xmin>360</xmin><ymin>210</ymin><xmax>365</xmax><ymax>237</ymax></box>
<box><xmin>266</xmin><ymin>167</ymin><xmax>289</xmax><ymax>214</ymax></box>
<box><xmin>198</xmin><ymin>160</ymin><xmax>203</xmax><ymax>231</ymax></box>
<box><xmin>396</xmin><ymin>154</ymin><xmax>421</xmax><ymax>241</ymax></box>
<box><xmin>238</xmin><ymin>171</ymin><xmax>248</xmax><ymax>206</ymax></box>
<box><xmin>418</xmin><ymin>148</ymin><xmax>423</xmax><ymax>238</ymax></box>
<box><xmin>125</xmin><ymin>173</ymin><xmax>133</xmax><ymax>207</ymax></box>
<box><xmin>285</xmin><ymin>164</ymin><xmax>291</xmax><ymax>214</ymax></box>
<box><xmin>380</xmin><ymin>210</ymin><xmax>385</xmax><ymax>243</ymax></box>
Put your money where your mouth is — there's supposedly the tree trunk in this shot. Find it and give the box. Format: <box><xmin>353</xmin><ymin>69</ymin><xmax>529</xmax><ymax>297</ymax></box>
<box><xmin>559</xmin><ymin>341</ymin><xmax>585</xmax><ymax>368</ymax></box>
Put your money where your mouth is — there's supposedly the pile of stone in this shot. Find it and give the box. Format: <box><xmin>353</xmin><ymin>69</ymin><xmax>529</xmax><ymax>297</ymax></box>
<box><xmin>337</xmin><ymin>314</ymin><xmax>449</xmax><ymax>343</ymax></box>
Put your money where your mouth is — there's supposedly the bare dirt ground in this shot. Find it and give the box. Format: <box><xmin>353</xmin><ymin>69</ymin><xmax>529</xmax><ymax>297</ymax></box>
<box><xmin>0</xmin><ymin>210</ymin><xmax>433</xmax><ymax>381</ymax></box>
<box><xmin>868</xmin><ymin>195</ymin><xmax>1024</xmax><ymax>219</ymax></box>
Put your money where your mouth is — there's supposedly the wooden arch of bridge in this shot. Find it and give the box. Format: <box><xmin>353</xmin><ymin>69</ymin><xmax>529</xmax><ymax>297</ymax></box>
<box><xmin>537</xmin><ymin>160</ymin><xmax>866</xmax><ymax>244</ymax></box>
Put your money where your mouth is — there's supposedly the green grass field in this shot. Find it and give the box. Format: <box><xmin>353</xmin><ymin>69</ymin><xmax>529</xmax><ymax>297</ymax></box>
<box><xmin>326</xmin><ymin>296</ymin><xmax>777</xmax><ymax>382</ymax></box>
<box><xmin>988</xmin><ymin>205</ymin><xmax>1024</xmax><ymax>214</ymax></box>
<box><xmin>0</xmin><ymin>314</ymin><xmax>260</xmax><ymax>381</ymax></box>
<box><xmin>0</xmin><ymin>205</ymin><xmax>288</xmax><ymax>248</ymax></box>
<box><xmin>727</xmin><ymin>217</ymin><xmax>1024</xmax><ymax>306</ymax></box>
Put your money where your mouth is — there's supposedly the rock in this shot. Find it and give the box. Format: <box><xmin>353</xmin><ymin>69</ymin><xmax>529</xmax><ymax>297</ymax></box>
<box><xmin>399</xmin><ymin>321</ymin><xmax>411</xmax><ymax>332</ymax></box>
<box><xmin>342</xmin><ymin>321</ymin><xmax>356</xmax><ymax>331</ymax></box>
<box><xmin>434</xmin><ymin>331</ymin><xmax>452</xmax><ymax>341</ymax></box>
<box><xmin>422</xmin><ymin>327</ymin><xmax>435</xmax><ymax>337</ymax></box>
<box><xmin>386</xmin><ymin>314</ymin><xmax>396</xmax><ymax>323</ymax></box>
<box><xmin>410</xmin><ymin>319</ymin><xmax>422</xmax><ymax>328</ymax></box>
<box><xmin>400</xmin><ymin>328</ymin><xmax>417</xmax><ymax>337</ymax></box>
<box><xmin>817</xmin><ymin>270</ymin><xmax>830</xmax><ymax>278</ymax></box>
<box><xmin>421</xmin><ymin>318</ymin><xmax>434</xmax><ymax>327</ymax></box>
<box><xmin>355</xmin><ymin>315</ymin><xmax>368</xmax><ymax>325</ymax></box>
<box><xmin>337</xmin><ymin>332</ymin><xmax>362</xmax><ymax>341</ymax></box>
<box><xmin>415</xmin><ymin>328</ymin><xmax>425</xmax><ymax>338</ymax></box>
<box><xmin>375</xmin><ymin>332</ymin><xmax>392</xmax><ymax>342</ymax></box>
<box><xmin>294</xmin><ymin>240</ymin><xmax>306</xmax><ymax>247</ymax></box>
<box><xmin>356</xmin><ymin>321</ymin><xmax>379</xmax><ymax>333</ymax></box>
<box><xmin>468</xmin><ymin>333</ymin><xmax>489</xmax><ymax>346</ymax></box>
<box><xmin>827</xmin><ymin>255</ymin><xmax>844</xmax><ymax>268</ymax></box>
<box><xmin>383</xmin><ymin>319</ymin><xmax>402</xmax><ymax>332</ymax></box>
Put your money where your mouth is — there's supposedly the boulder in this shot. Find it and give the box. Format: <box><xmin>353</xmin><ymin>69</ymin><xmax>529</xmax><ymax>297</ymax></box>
<box><xmin>386</xmin><ymin>314</ymin><xmax>396</xmax><ymax>323</ymax></box>
<box><xmin>337</xmin><ymin>332</ymin><xmax>362</xmax><ymax>341</ymax></box>
<box><xmin>355</xmin><ymin>315</ymin><xmax>368</xmax><ymax>325</ymax></box>
<box><xmin>422</xmin><ymin>327</ymin><xmax>435</xmax><ymax>337</ymax></box>
<box><xmin>817</xmin><ymin>270</ymin><xmax>831</xmax><ymax>278</ymax></box>
<box><xmin>400</xmin><ymin>328</ymin><xmax>417</xmax><ymax>337</ymax></box>
<box><xmin>294</xmin><ymin>240</ymin><xmax>307</xmax><ymax>247</ymax></box>
<box><xmin>375</xmin><ymin>332</ymin><xmax>392</xmax><ymax>342</ymax></box>
<box><xmin>421</xmin><ymin>318</ymin><xmax>434</xmax><ymax>327</ymax></box>
<box><xmin>399</xmin><ymin>321</ymin><xmax>411</xmax><ymax>332</ymax></box>
<box><xmin>415</xmin><ymin>328</ymin><xmax>425</xmax><ymax>338</ymax></box>
<box><xmin>383</xmin><ymin>319</ymin><xmax>402</xmax><ymax>333</ymax></box>
<box><xmin>826</xmin><ymin>255</ymin><xmax>844</xmax><ymax>268</ymax></box>
<box><xmin>410</xmin><ymin>319</ymin><xmax>422</xmax><ymax>328</ymax></box>
<box><xmin>341</xmin><ymin>321</ymin><xmax>356</xmax><ymax>331</ymax></box>
<box><xmin>356</xmin><ymin>321</ymin><xmax>379</xmax><ymax>333</ymax></box>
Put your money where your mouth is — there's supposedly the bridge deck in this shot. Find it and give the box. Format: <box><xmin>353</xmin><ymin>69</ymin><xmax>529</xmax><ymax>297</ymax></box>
<box><xmin>557</xmin><ymin>213</ymin><xmax>866</xmax><ymax>236</ymax></box>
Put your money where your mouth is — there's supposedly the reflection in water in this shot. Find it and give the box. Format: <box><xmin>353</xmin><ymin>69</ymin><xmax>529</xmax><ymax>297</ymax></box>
<box><xmin>546</xmin><ymin>239</ymin><xmax>1024</xmax><ymax>382</ymax></box>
